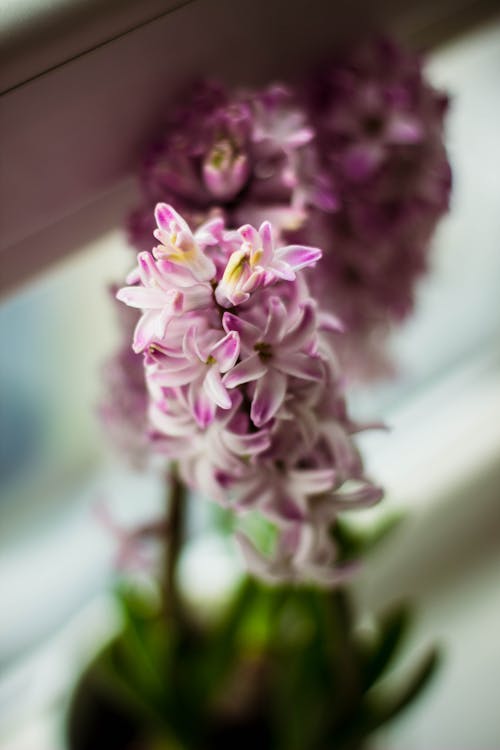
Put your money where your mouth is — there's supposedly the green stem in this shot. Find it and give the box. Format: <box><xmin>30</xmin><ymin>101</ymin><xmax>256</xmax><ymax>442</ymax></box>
<box><xmin>163</xmin><ymin>463</ymin><xmax>186</xmax><ymax>619</ymax></box>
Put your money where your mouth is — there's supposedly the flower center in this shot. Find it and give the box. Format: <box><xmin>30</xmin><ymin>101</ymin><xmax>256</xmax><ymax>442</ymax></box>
<box><xmin>254</xmin><ymin>341</ymin><xmax>272</xmax><ymax>360</ymax></box>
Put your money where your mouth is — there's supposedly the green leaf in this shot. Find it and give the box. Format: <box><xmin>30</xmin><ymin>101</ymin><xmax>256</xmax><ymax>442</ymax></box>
<box><xmin>362</xmin><ymin>604</ymin><xmax>412</xmax><ymax>690</ymax></box>
<box><xmin>364</xmin><ymin>646</ymin><xmax>441</xmax><ymax>731</ymax></box>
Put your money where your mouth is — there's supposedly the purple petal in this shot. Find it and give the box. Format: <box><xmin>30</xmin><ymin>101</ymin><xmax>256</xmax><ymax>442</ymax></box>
<box><xmin>223</xmin><ymin>353</ymin><xmax>267</xmax><ymax>389</ymax></box>
<box><xmin>342</xmin><ymin>144</ymin><xmax>383</xmax><ymax>182</ymax></box>
<box><xmin>251</xmin><ymin>369</ymin><xmax>287</xmax><ymax>427</ymax></box>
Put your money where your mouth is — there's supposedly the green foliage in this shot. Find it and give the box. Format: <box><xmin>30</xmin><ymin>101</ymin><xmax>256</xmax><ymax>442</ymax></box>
<box><xmin>77</xmin><ymin>579</ymin><xmax>440</xmax><ymax>750</ymax></box>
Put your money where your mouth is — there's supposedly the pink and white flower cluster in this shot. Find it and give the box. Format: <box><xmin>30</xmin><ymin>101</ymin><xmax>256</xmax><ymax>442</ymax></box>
<box><xmin>127</xmin><ymin>38</ymin><xmax>451</xmax><ymax>380</ymax></box>
<box><xmin>117</xmin><ymin>203</ymin><xmax>383</xmax><ymax>584</ymax></box>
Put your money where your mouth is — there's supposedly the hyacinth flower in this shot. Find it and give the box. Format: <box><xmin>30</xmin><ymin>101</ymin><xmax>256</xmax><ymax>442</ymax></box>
<box><xmin>117</xmin><ymin>203</ymin><xmax>383</xmax><ymax>584</ymax></box>
<box><xmin>128</xmin><ymin>81</ymin><xmax>316</xmax><ymax>252</ymax></box>
<box><xmin>126</xmin><ymin>52</ymin><xmax>450</xmax><ymax>382</ymax></box>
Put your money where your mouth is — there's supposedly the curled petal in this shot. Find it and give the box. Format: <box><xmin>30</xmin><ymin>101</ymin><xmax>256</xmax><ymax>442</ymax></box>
<box><xmin>239</xmin><ymin>224</ymin><xmax>260</xmax><ymax>247</ymax></box>
<box><xmin>222</xmin><ymin>428</ymin><xmax>271</xmax><ymax>456</ymax></box>
<box><xmin>287</xmin><ymin>468</ymin><xmax>337</xmax><ymax>495</ymax></box>
<box><xmin>330</xmin><ymin>484</ymin><xmax>384</xmax><ymax>509</ymax></box>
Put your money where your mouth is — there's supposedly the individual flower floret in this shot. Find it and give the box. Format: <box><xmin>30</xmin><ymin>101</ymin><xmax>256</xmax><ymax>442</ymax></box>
<box><xmin>116</xmin><ymin>251</ymin><xmax>213</xmax><ymax>353</ymax></box>
<box><xmin>223</xmin><ymin>294</ymin><xmax>324</xmax><ymax>426</ymax></box>
<box><xmin>147</xmin><ymin>326</ymin><xmax>240</xmax><ymax>427</ymax></box>
<box><xmin>152</xmin><ymin>203</ymin><xmax>217</xmax><ymax>281</ymax></box>
<box><xmin>215</xmin><ymin>220</ymin><xmax>321</xmax><ymax>307</ymax></box>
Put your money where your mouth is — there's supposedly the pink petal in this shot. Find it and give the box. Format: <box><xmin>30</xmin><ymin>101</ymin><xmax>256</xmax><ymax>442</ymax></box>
<box><xmin>155</xmin><ymin>202</ymin><xmax>190</xmax><ymax>235</ymax></box>
<box><xmin>258</xmin><ymin>221</ymin><xmax>274</xmax><ymax>263</ymax></box>
<box><xmin>262</xmin><ymin>494</ymin><xmax>305</xmax><ymax>523</ymax></box>
<box><xmin>222</xmin><ymin>429</ymin><xmax>271</xmax><ymax>456</ymax></box>
<box><xmin>251</xmin><ymin>369</ymin><xmax>287</xmax><ymax>427</ymax></box>
<box><xmin>234</xmin><ymin>533</ymin><xmax>273</xmax><ymax>579</ymax></box>
<box><xmin>183</xmin><ymin>326</ymin><xmax>205</xmax><ymax>362</ymax></box>
<box><xmin>287</xmin><ymin>468</ymin><xmax>336</xmax><ymax>495</ymax></box>
<box><xmin>282</xmin><ymin>302</ymin><xmax>316</xmax><ymax>351</ymax></box>
<box><xmin>132</xmin><ymin>310</ymin><xmax>160</xmax><ymax>352</ymax></box>
<box><xmin>239</xmin><ymin>223</ymin><xmax>260</xmax><ymax>247</ymax></box>
<box><xmin>188</xmin><ymin>383</ymin><xmax>216</xmax><ymax>428</ymax></box>
<box><xmin>331</xmin><ymin>484</ymin><xmax>384</xmax><ymax>510</ymax></box>
<box><xmin>285</xmin><ymin>126</ymin><xmax>314</xmax><ymax>148</ymax></box>
<box><xmin>318</xmin><ymin>311</ymin><xmax>345</xmax><ymax>333</ymax></box>
<box><xmin>154</xmin><ymin>258</ymin><xmax>198</xmax><ymax>287</ymax></box>
<box><xmin>203</xmin><ymin>368</ymin><xmax>232</xmax><ymax>410</ymax></box>
<box><xmin>275</xmin><ymin>244</ymin><xmax>322</xmax><ymax>271</ymax></box>
<box><xmin>149</xmin><ymin>362</ymin><xmax>200</xmax><ymax>387</ymax></box>
<box><xmin>264</xmin><ymin>297</ymin><xmax>288</xmax><ymax>344</ymax></box>
<box><xmin>182</xmin><ymin>284</ymin><xmax>213</xmax><ymax>311</ymax></box>
<box><xmin>222</xmin><ymin>313</ymin><xmax>260</xmax><ymax>350</ymax></box>
<box><xmin>195</xmin><ymin>217</ymin><xmax>225</xmax><ymax>246</ymax></box>
<box><xmin>149</xmin><ymin>403</ymin><xmax>196</xmax><ymax>437</ymax></box>
<box><xmin>274</xmin><ymin>352</ymin><xmax>324</xmax><ymax>381</ymax></box>
<box><xmin>210</xmin><ymin>331</ymin><xmax>240</xmax><ymax>373</ymax></box>
<box><xmin>116</xmin><ymin>286</ymin><xmax>167</xmax><ymax>309</ymax></box>
<box><xmin>386</xmin><ymin>115</ymin><xmax>423</xmax><ymax>144</ymax></box>
<box><xmin>222</xmin><ymin>353</ymin><xmax>268</xmax><ymax>389</ymax></box>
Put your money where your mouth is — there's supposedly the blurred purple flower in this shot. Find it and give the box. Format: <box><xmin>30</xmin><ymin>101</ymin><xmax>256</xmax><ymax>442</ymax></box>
<box><xmin>99</xmin><ymin>293</ymin><xmax>151</xmax><ymax>468</ymax></box>
<box><xmin>298</xmin><ymin>37</ymin><xmax>451</xmax><ymax>372</ymax></box>
<box><xmin>128</xmin><ymin>81</ymin><xmax>315</xmax><ymax>252</ymax></box>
